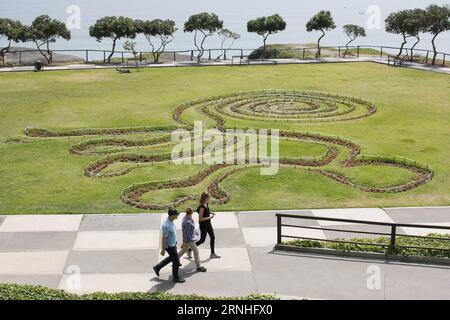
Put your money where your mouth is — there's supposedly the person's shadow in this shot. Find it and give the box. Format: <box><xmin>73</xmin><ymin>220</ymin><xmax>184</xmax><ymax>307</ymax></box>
<box><xmin>148</xmin><ymin>256</ymin><xmax>202</xmax><ymax>293</ymax></box>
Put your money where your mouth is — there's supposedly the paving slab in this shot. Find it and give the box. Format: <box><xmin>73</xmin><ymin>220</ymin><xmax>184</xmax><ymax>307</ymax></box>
<box><xmin>0</xmin><ymin>251</ymin><xmax>69</xmax><ymax>275</ymax></box>
<box><xmin>322</xmin><ymin>224</ymin><xmax>393</xmax><ymax>240</ymax></box>
<box><xmin>161</xmin><ymin>212</ymin><xmax>239</xmax><ymax>229</ymax></box>
<box><xmin>249</xmin><ymin>248</ymin><xmax>386</xmax><ymax>299</ymax></box>
<box><xmin>79</xmin><ymin>214</ymin><xmax>161</xmax><ymax>231</ymax></box>
<box><xmin>159</xmin><ymin>248</ymin><xmax>252</xmax><ymax>274</ymax></box>
<box><xmin>0</xmin><ymin>275</ymin><xmax>62</xmax><ymax>288</ymax></box>
<box><xmin>242</xmin><ymin>227</ymin><xmax>278</xmax><ymax>247</ymax></box>
<box><xmin>0</xmin><ymin>215</ymin><xmax>82</xmax><ymax>232</ymax></box>
<box><xmin>383</xmin><ymin>207</ymin><xmax>450</xmax><ymax>224</ymax></box>
<box><xmin>0</xmin><ymin>232</ymin><xmax>77</xmax><ymax>252</ymax></box>
<box><xmin>73</xmin><ymin>230</ymin><xmax>160</xmax><ymax>250</ymax></box>
<box><xmin>384</xmin><ymin>263</ymin><xmax>450</xmax><ymax>300</ymax></box>
<box><xmin>312</xmin><ymin>208</ymin><xmax>393</xmax><ymax>226</ymax></box>
<box><xmin>238</xmin><ymin>210</ymin><xmax>315</xmax><ymax>228</ymax></box>
<box><xmin>162</xmin><ymin>271</ymin><xmax>257</xmax><ymax>297</ymax></box>
<box><xmin>399</xmin><ymin>223</ymin><xmax>450</xmax><ymax>236</ymax></box>
<box><xmin>59</xmin><ymin>273</ymin><xmax>158</xmax><ymax>294</ymax></box>
<box><xmin>65</xmin><ymin>250</ymin><xmax>158</xmax><ymax>274</ymax></box>
<box><xmin>176</xmin><ymin>228</ymin><xmax>245</xmax><ymax>249</ymax></box>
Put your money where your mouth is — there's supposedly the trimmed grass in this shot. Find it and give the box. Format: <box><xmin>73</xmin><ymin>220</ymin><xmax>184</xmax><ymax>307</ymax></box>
<box><xmin>0</xmin><ymin>62</ymin><xmax>449</xmax><ymax>214</ymax></box>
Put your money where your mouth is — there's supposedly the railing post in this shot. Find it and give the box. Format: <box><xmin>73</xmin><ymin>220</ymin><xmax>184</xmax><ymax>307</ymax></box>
<box><xmin>139</xmin><ymin>52</ymin><xmax>142</xmax><ymax>62</ymax></box>
<box><xmin>173</xmin><ymin>52</ymin><xmax>176</xmax><ymax>62</ymax></box>
<box><xmin>443</xmin><ymin>53</ymin><xmax>446</xmax><ymax>66</ymax></box>
<box><xmin>85</xmin><ymin>50</ymin><xmax>89</xmax><ymax>63</ymax></box>
<box><xmin>208</xmin><ymin>49</ymin><xmax>211</xmax><ymax>60</ymax></box>
<box><xmin>240</xmin><ymin>49</ymin><xmax>243</xmax><ymax>59</ymax></box>
<box><xmin>302</xmin><ymin>48</ymin><xmax>305</xmax><ymax>60</ymax></box>
<box><xmin>103</xmin><ymin>51</ymin><xmax>106</xmax><ymax>63</ymax></box>
<box><xmin>338</xmin><ymin>46</ymin><xmax>341</xmax><ymax>57</ymax></box>
<box><xmin>277</xmin><ymin>214</ymin><xmax>282</xmax><ymax>245</ymax></box>
<box><xmin>121</xmin><ymin>52</ymin><xmax>124</xmax><ymax>63</ymax></box>
<box><xmin>380</xmin><ymin>46</ymin><xmax>383</xmax><ymax>58</ymax></box>
<box><xmin>19</xmin><ymin>51</ymin><xmax>22</xmax><ymax>65</ymax></box>
<box><xmin>357</xmin><ymin>46</ymin><xmax>360</xmax><ymax>58</ymax></box>
<box><xmin>425</xmin><ymin>51</ymin><xmax>429</xmax><ymax>64</ymax></box>
<box><xmin>224</xmin><ymin>49</ymin><xmax>227</xmax><ymax>60</ymax></box>
<box><xmin>390</xmin><ymin>225</ymin><xmax>397</xmax><ymax>248</ymax></box>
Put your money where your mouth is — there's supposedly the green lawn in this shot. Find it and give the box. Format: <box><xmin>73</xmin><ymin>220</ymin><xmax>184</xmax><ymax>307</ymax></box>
<box><xmin>0</xmin><ymin>62</ymin><xmax>449</xmax><ymax>214</ymax></box>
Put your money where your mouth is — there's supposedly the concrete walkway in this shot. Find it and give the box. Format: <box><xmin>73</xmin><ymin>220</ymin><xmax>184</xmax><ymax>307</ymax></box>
<box><xmin>0</xmin><ymin>206</ymin><xmax>449</xmax><ymax>299</ymax></box>
<box><xmin>0</xmin><ymin>57</ymin><xmax>449</xmax><ymax>75</ymax></box>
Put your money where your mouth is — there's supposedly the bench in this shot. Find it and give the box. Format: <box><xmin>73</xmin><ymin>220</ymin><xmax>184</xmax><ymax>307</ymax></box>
<box><xmin>388</xmin><ymin>56</ymin><xmax>404</xmax><ymax>67</ymax></box>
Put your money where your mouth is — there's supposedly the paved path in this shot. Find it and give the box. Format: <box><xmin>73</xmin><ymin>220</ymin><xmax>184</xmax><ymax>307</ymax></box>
<box><xmin>0</xmin><ymin>206</ymin><xmax>449</xmax><ymax>299</ymax></box>
<box><xmin>0</xmin><ymin>57</ymin><xmax>449</xmax><ymax>75</ymax></box>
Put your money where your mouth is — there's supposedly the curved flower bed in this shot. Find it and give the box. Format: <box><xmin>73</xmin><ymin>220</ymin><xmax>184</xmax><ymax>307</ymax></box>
<box><xmin>23</xmin><ymin>90</ymin><xmax>433</xmax><ymax>210</ymax></box>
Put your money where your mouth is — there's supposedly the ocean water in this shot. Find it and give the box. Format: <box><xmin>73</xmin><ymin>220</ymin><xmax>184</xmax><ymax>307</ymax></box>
<box><xmin>1</xmin><ymin>0</ymin><xmax>449</xmax><ymax>54</ymax></box>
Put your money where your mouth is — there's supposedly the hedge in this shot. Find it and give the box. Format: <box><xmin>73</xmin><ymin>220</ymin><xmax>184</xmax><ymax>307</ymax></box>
<box><xmin>0</xmin><ymin>283</ymin><xmax>277</xmax><ymax>301</ymax></box>
<box><xmin>285</xmin><ymin>233</ymin><xmax>450</xmax><ymax>258</ymax></box>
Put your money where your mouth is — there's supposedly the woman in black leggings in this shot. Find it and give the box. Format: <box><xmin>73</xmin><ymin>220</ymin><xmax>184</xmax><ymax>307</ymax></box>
<box><xmin>195</xmin><ymin>191</ymin><xmax>221</xmax><ymax>259</ymax></box>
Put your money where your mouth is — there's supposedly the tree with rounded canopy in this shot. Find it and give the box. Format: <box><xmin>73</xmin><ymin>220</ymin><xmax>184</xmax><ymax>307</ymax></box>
<box><xmin>135</xmin><ymin>19</ymin><xmax>177</xmax><ymax>63</ymax></box>
<box><xmin>0</xmin><ymin>18</ymin><xmax>27</xmax><ymax>64</ymax></box>
<box><xmin>25</xmin><ymin>15</ymin><xmax>71</xmax><ymax>64</ymax></box>
<box><xmin>217</xmin><ymin>28</ymin><xmax>240</xmax><ymax>59</ymax></box>
<box><xmin>90</xmin><ymin>16</ymin><xmax>137</xmax><ymax>63</ymax></box>
<box><xmin>306</xmin><ymin>10</ymin><xmax>336</xmax><ymax>58</ymax></box>
<box><xmin>247</xmin><ymin>14</ymin><xmax>286</xmax><ymax>59</ymax></box>
<box><xmin>405</xmin><ymin>8</ymin><xmax>427</xmax><ymax>57</ymax></box>
<box><xmin>423</xmin><ymin>4</ymin><xmax>450</xmax><ymax>65</ymax></box>
<box><xmin>342</xmin><ymin>24</ymin><xmax>366</xmax><ymax>57</ymax></box>
<box><xmin>385</xmin><ymin>9</ymin><xmax>427</xmax><ymax>60</ymax></box>
<box><xmin>184</xmin><ymin>12</ymin><xmax>223</xmax><ymax>62</ymax></box>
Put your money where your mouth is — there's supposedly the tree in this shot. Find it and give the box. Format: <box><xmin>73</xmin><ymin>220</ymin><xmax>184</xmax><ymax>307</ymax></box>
<box><xmin>184</xmin><ymin>12</ymin><xmax>223</xmax><ymax>62</ymax></box>
<box><xmin>247</xmin><ymin>14</ymin><xmax>286</xmax><ymax>58</ymax></box>
<box><xmin>306</xmin><ymin>11</ymin><xmax>336</xmax><ymax>58</ymax></box>
<box><xmin>217</xmin><ymin>28</ymin><xmax>240</xmax><ymax>59</ymax></box>
<box><xmin>406</xmin><ymin>9</ymin><xmax>427</xmax><ymax>56</ymax></box>
<box><xmin>423</xmin><ymin>4</ymin><xmax>450</xmax><ymax>65</ymax></box>
<box><xmin>385</xmin><ymin>9</ymin><xmax>428</xmax><ymax>61</ymax></box>
<box><xmin>136</xmin><ymin>19</ymin><xmax>177</xmax><ymax>63</ymax></box>
<box><xmin>90</xmin><ymin>16</ymin><xmax>137</xmax><ymax>63</ymax></box>
<box><xmin>0</xmin><ymin>18</ymin><xmax>26</xmax><ymax>64</ymax></box>
<box><xmin>342</xmin><ymin>24</ymin><xmax>366</xmax><ymax>57</ymax></box>
<box><xmin>25</xmin><ymin>15</ymin><xmax>71</xmax><ymax>64</ymax></box>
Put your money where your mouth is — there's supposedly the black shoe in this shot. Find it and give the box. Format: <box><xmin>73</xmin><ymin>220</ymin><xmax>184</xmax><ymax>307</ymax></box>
<box><xmin>173</xmin><ymin>278</ymin><xmax>186</xmax><ymax>283</ymax></box>
<box><xmin>153</xmin><ymin>266</ymin><xmax>160</xmax><ymax>277</ymax></box>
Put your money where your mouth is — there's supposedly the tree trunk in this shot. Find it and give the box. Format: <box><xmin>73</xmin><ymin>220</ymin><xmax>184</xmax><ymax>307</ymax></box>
<box><xmin>47</xmin><ymin>42</ymin><xmax>53</xmax><ymax>64</ymax></box>
<box><xmin>262</xmin><ymin>36</ymin><xmax>267</xmax><ymax>59</ymax></box>
<box><xmin>431</xmin><ymin>33</ymin><xmax>438</xmax><ymax>65</ymax></box>
<box><xmin>396</xmin><ymin>34</ymin><xmax>407</xmax><ymax>60</ymax></box>
<box><xmin>343</xmin><ymin>38</ymin><xmax>354</xmax><ymax>58</ymax></box>
<box><xmin>316</xmin><ymin>30</ymin><xmax>325</xmax><ymax>58</ymax></box>
<box><xmin>410</xmin><ymin>36</ymin><xmax>420</xmax><ymax>62</ymax></box>
<box><xmin>35</xmin><ymin>42</ymin><xmax>51</xmax><ymax>65</ymax></box>
<box><xmin>108</xmin><ymin>38</ymin><xmax>117</xmax><ymax>63</ymax></box>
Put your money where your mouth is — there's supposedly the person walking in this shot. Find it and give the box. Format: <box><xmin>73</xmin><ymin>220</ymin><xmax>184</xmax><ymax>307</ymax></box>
<box><xmin>178</xmin><ymin>207</ymin><xmax>207</xmax><ymax>272</ymax></box>
<box><xmin>195</xmin><ymin>191</ymin><xmax>221</xmax><ymax>259</ymax></box>
<box><xmin>153</xmin><ymin>208</ymin><xmax>185</xmax><ymax>283</ymax></box>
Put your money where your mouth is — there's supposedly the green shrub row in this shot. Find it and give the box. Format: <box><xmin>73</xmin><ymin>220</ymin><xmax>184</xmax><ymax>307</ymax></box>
<box><xmin>285</xmin><ymin>233</ymin><xmax>450</xmax><ymax>258</ymax></box>
<box><xmin>0</xmin><ymin>283</ymin><xmax>277</xmax><ymax>301</ymax></box>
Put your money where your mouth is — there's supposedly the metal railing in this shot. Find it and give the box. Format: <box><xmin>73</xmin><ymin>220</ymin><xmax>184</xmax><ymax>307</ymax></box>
<box><xmin>276</xmin><ymin>213</ymin><xmax>450</xmax><ymax>255</ymax></box>
<box><xmin>2</xmin><ymin>45</ymin><xmax>449</xmax><ymax>66</ymax></box>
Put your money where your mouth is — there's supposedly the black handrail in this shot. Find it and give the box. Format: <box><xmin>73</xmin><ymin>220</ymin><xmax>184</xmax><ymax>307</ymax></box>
<box><xmin>276</xmin><ymin>213</ymin><xmax>450</xmax><ymax>252</ymax></box>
